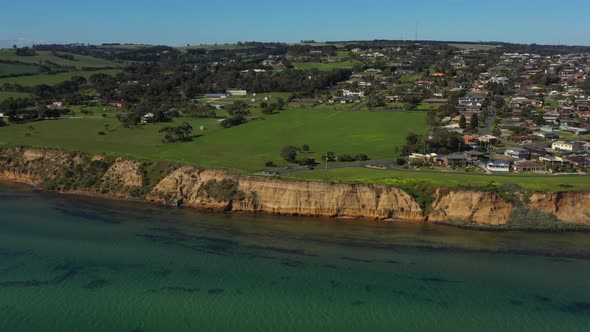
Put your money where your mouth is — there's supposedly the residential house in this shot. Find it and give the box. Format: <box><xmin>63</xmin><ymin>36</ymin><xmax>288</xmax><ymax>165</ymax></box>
<box><xmin>509</xmin><ymin>97</ymin><xmax>540</xmax><ymax>108</ymax></box>
<box><xmin>513</xmin><ymin>161</ymin><xmax>546</xmax><ymax>173</ymax></box>
<box><xmin>47</xmin><ymin>101</ymin><xmax>64</xmax><ymax>109</ymax></box>
<box><xmin>385</xmin><ymin>95</ymin><xmax>400</xmax><ymax>103</ymax></box>
<box><xmin>504</xmin><ymin>147</ymin><xmax>531</xmax><ymax>160</ymax></box>
<box><xmin>444</xmin><ymin>153</ymin><xmax>469</xmax><ymax>167</ymax></box>
<box><xmin>341</xmin><ymin>90</ymin><xmax>364</xmax><ymax>98</ymax></box>
<box><xmin>479</xmin><ymin>135</ymin><xmax>500</xmax><ymax>145</ymax></box>
<box><xmin>409</xmin><ymin>153</ymin><xmax>439</xmax><ymax>165</ymax></box>
<box><xmin>487</xmin><ymin>160</ymin><xmax>511</xmax><ymax>172</ymax></box>
<box><xmin>226</xmin><ymin>89</ymin><xmax>247</xmax><ymax>96</ymax></box>
<box><xmin>415</xmin><ymin>81</ymin><xmax>434</xmax><ymax>89</ymax></box>
<box><xmin>104</xmin><ymin>100</ymin><xmax>124</xmax><ymax>107</ymax></box>
<box><xmin>465</xmin><ymin>150</ymin><xmax>487</xmax><ymax>162</ymax></box>
<box><xmin>463</xmin><ymin>135</ymin><xmax>479</xmax><ymax>146</ymax></box>
<box><xmin>564</xmin><ymin>155</ymin><xmax>590</xmax><ymax>168</ymax></box>
<box><xmin>552</xmin><ymin>141</ymin><xmax>584</xmax><ymax>152</ymax></box>
<box><xmin>458</xmin><ymin>92</ymin><xmax>487</xmax><ymax>107</ymax></box>
<box><xmin>490</xmin><ymin>76</ymin><xmax>509</xmax><ymax>85</ymax></box>
<box><xmin>205</xmin><ymin>93</ymin><xmax>228</xmax><ymax>99</ymax></box>
<box><xmin>329</xmin><ymin>96</ymin><xmax>358</xmax><ymax>104</ymax></box>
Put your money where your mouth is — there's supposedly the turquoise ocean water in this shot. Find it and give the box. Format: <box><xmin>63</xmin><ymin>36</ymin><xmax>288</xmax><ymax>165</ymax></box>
<box><xmin>0</xmin><ymin>182</ymin><xmax>589</xmax><ymax>331</ymax></box>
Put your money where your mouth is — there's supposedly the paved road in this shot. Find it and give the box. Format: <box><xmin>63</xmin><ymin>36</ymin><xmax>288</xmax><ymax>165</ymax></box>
<box><xmin>479</xmin><ymin>107</ymin><xmax>496</xmax><ymax>136</ymax></box>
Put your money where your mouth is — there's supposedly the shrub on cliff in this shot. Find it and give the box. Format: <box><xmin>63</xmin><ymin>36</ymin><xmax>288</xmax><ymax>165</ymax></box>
<box><xmin>200</xmin><ymin>179</ymin><xmax>244</xmax><ymax>202</ymax></box>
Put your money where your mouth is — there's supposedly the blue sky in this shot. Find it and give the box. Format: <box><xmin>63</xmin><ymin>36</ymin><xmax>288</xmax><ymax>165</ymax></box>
<box><xmin>2</xmin><ymin>0</ymin><xmax>590</xmax><ymax>46</ymax></box>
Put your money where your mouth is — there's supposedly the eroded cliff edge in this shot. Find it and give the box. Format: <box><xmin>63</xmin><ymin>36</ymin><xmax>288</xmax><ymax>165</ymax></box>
<box><xmin>1</xmin><ymin>147</ymin><xmax>588</xmax><ymax>228</ymax></box>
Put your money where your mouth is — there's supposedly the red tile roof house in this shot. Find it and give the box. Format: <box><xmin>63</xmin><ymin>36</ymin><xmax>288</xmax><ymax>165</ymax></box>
<box><xmin>106</xmin><ymin>100</ymin><xmax>125</xmax><ymax>107</ymax></box>
<box><xmin>463</xmin><ymin>135</ymin><xmax>479</xmax><ymax>145</ymax></box>
<box><xmin>432</xmin><ymin>72</ymin><xmax>447</xmax><ymax>77</ymax></box>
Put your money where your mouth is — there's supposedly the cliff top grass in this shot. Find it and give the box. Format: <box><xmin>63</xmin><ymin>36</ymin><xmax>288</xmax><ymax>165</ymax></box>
<box><xmin>0</xmin><ymin>109</ymin><xmax>427</xmax><ymax>172</ymax></box>
<box><xmin>282</xmin><ymin>167</ymin><xmax>590</xmax><ymax>192</ymax></box>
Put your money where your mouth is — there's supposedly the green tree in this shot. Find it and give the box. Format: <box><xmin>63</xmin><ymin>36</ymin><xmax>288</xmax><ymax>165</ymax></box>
<box><xmin>159</xmin><ymin>122</ymin><xmax>193</xmax><ymax>143</ymax></box>
<box><xmin>280</xmin><ymin>146</ymin><xmax>298</xmax><ymax>162</ymax></box>
<box><xmin>355</xmin><ymin>154</ymin><xmax>369</xmax><ymax>161</ymax></box>
<box><xmin>325</xmin><ymin>151</ymin><xmax>336</xmax><ymax>162</ymax></box>
<box><xmin>494</xmin><ymin>96</ymin><xmax>505</xmax><ymax>109</ymax></box>
<box><xmin>367</xmin><ymin>95</ymin><xmax>385</xmax><ymax>110</ymax></box>
<box><xmin>459</xmin><ymin>115</ymin><xmax>467</xmax><ymax>129</ymax></box>
<box><xmin>276</xmin><ymin>98</ymin><xmax>286</xmax><ymax>110</ymax></box>
<box><xmin>470</xmin><ymin>114</ymin><xmax>479</xmax><ymax>129</ymax></box>
<box><xmin>533</xmin><ymin>114</ymin><xmax>546</xmax><ymax>126</ymax></box>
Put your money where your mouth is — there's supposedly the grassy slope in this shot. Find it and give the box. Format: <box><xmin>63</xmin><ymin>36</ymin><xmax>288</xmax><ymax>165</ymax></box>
<box><xmin>0</xmin><ymin>63</ymin><xmax>40</xmax><ymax>76</ymax></box>
<box><xmin>283</xmin><ymin>168</ymin><xmax>590</xmax><ymax>191</ymax></box>
<box><xmin>0</xmin><ymin>91</ymin><xmax>32</xmax><ymax>101</ymax></box>
<box><xmin>0</xmin><ymin>69</ymin><xmax>121</xmax><ymax>86</ymax></box>
<box><xmin>0</xmin><ymin>50</ymin><xmax>121</xmax><ymax>69</ymax></box>
<box><xmin>0</xmin><ymin>110</ymin><xmax>427</xmax><ymax>172</ymax></box>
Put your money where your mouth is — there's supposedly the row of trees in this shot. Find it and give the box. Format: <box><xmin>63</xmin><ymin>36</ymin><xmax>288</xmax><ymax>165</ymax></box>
<box><xmin>279</xmin><ymin>145</ymin><xmax>369</xmax><ymax>165</ymax></box>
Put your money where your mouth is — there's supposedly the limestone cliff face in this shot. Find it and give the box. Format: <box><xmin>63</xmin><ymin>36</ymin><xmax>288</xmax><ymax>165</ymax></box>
<box><xmin>0</xmin><ymin>147</ymin><xmax>589</xmax><ymax>227</ymax></box>
<box><xmin>100</xmin><ymin>158</ymin><xmax>143</xmax><ymax>195</ymax></box>
<box><xmin>0</xmin><ymin>147</ymin><xmax>142</xmax><ymax>197</ymax></box>
<box><xmin>527</xmin><ymin>192</ymin><xmax>590</xmax><ymax>224</ymax></box>
<box><xmin>428</xmin><ymin>189</ymin><xmax>516</xmax><ymax>225</ymax></box>
<box><xmin>147</xmin><ymin>166</ymin><xmax>424</xmax><ymax>220</ymax></box>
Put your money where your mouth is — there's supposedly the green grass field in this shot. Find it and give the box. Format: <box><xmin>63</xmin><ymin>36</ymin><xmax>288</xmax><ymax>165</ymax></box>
<box><xmin>0</xmin><ymin>63</ymin><xmax>40</xmax><ymax>76</ymax></box>
<box><xmin>283</xmin><ymin>167</ymin><xmax>590</xmax><ymax>191</ymax></box>
<box><xmin>0</xmin><ymin>110</ymin><xmax>427</xmax><ymax>172</ymax></box>
<box><xmin>0</xmin><ymin>69</ymin><xmax>120</xmax><ymax>86</ymax></box>
<box><xmin>0</xmin><ymin>50</ymin><xmax>121</xmax><ymax>69</ymax></box>
<box><xmin>0</xmin><ymin>91</ymin><xmax>32</xmax><ymax>101</ymax></box>
<box><xmin>416</xmin><ymin>103</ymin><xmax>442</xmax><ymax>111</ymax></box>
<box><xmin>292</xmin><ymin>61</ymin><xmax>359</xmax><ymax>71</ymax></box>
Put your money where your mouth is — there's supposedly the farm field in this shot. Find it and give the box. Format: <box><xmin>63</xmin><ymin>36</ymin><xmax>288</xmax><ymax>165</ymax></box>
<box><xmin>0</xmin><ymin>50</ymin><xmax>121</xmax><ymax>69</ymax></box>
<box><xmin>292</xmin><ymin>61</ymin><xmax>358</xmax><ymax>71</ymax></box>
<box><xmin>0</xmin><ymin>63</ymin><xmax>40</xmax><ymax>76</ymax></box>
<box><xmin>283</xmin><ymin>167</ymin><xmax>590</xmax><ymax>191</ymax></box>
<box><xmin>0</xmin><ymin>110</ymin><xmax>427</xmax><ymax>172</ymax></box>
<box><xmin>0</xmin><ymin>91</ymin><xmax>32</xmax><ymax>101</ymax></box>
<box><xmin>0</xmin><ymin>69</ymin><xmax>121</xmax><ymax>86</ymax></box>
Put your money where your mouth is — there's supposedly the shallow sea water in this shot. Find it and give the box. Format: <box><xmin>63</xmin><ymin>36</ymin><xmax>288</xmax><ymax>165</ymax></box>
<box><xmin>0</xmin><ymin>182</ymin><xmax>589</xmax><ymax>331</ymax></box>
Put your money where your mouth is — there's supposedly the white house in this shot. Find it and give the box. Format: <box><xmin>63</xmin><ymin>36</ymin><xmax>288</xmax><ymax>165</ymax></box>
<box><xmin>341</xmin><ymin>89</ymin><xmax>364</xmax><ymax>98</ymax></box>
<box><xmin>226</xmin><ymin>89</ymin><xmax>247</xmax><ymax>96</ymax></box>
<box><xmin>487</xmin><ymin>160</ymin><xmax>511</xmax><ymax>172</ymax></box>
<box><xmin>552</xmin><ymin>141</ymin><xmax>584</xmax><ymax>152</ymax></box>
